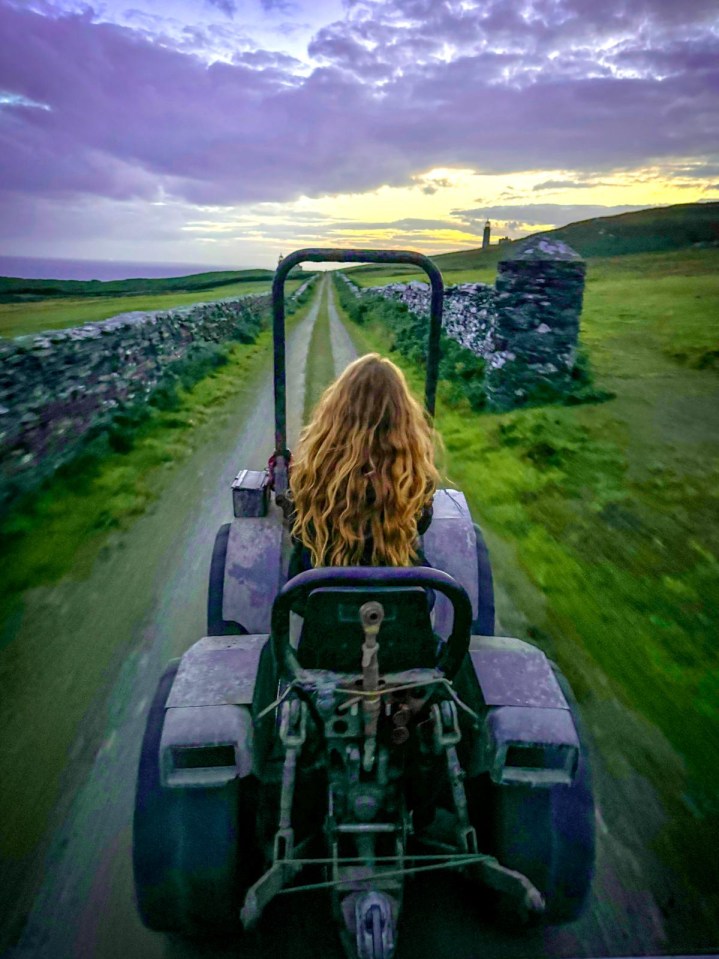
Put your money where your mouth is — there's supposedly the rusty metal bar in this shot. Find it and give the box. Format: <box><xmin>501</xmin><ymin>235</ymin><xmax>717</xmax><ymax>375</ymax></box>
<box><xmin>272</xmin><ymin>248</ymin><xmax>444</xmax><ymax>467</ymax></box>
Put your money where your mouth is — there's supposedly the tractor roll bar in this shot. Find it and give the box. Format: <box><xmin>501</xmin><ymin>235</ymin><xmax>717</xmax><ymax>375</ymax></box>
<box><xmin>272</xmin><ymin>249</ymin><xmax>444</xmax><ymax>491</ymax></box>
<box><xmin>271</xmin><ymin>566</ymin><xmax>472</xmax><ymax>681</ymax></box>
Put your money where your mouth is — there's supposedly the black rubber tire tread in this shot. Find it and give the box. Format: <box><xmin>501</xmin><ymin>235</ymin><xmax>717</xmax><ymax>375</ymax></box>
<box><xmin>173</xmin><ymin>780</ymin><xmax>242</xmax><ymax>935</ymax></box>
<box><xmin>487</xmin><ymin>665</ymin><xmax>596</xmax><ymax>924</ymax></box>
<box><xmin>132</xmin><ymin>659</ymin><xmax>182</xmax><ymax>932</ymax></box>
<box><xmin>133</xmin><ymin>660</ymin><xmax>254</xmax><ymax>936</ymax></box>
<box><xmin>472</xmin><ymin>523</ymin><xmax>495</xmax><ymax>636</ymax></box>
<box><xmin>208</xmin><ymin>523</ymin><xmax>247</xmax><ymax>635</ymax></box>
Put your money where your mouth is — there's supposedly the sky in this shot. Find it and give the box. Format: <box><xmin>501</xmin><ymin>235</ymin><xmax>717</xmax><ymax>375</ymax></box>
<box><xmin>0</xmin><ymin>0</ymin><xmax>718</xmax><ymax>273</ymax></box>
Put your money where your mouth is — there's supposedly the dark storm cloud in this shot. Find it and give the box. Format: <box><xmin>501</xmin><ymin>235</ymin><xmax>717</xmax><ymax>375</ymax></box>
<box><xmin>0</xmin><ymin>0</ymin><xmax>717</xmax><ymax>214</ymax></box>
<box><xmin>454</xmin><ymin>203</ymin><xmax>646</xmax><ymax>225</ymax></box>
<box><xmin>533</xmin><ymin>180</ymin><xmax>600</xmax><ymax>190</ymax></box>
<box><xmin>260</xmin><ymin>0</ymin><xmax>297</xmax><ymax>12</ymax></box>
<box><xmin>675</xmin><ymin>164</ymin><xmax>719</xmax><ymax>178</ymax></box>
<box><xmin>326</xmin><ymin>216</ymin><xmax>484</xmax><ymax>233</ymax></box>
<box><xmin>205</xmin><ymin>0</ymin><xmax>238</xmax><ymax>17</ymax></box>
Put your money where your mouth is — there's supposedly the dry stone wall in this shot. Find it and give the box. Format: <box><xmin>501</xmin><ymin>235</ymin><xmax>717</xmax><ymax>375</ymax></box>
<box><xmin>489</xmin><ymin>238</ymin><xmax>585</xmax><ymax>409</ymax></box>
<box><xmin>367</xmin><ymin>279</ymin><xmax>497</xmax><ymax>359</ymax></box>
<box><xmin>0</xmin><ymin>293</ymin><xmax>271</xmax><ymax>508</ymax></box>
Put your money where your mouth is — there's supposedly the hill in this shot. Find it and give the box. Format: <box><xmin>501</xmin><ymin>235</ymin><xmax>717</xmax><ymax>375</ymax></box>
<box><xmin>348</xmin><ymin>201</ymin><xmax>719</xmax><ymax>279</ymax></box>
<box><xmin>435</xmin><ymin>200</ymin><xmax>719</xmax><ymax>267</ymax></box>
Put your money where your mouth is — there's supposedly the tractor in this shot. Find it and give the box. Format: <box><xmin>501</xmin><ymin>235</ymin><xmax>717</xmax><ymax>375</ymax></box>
<box><xmin>132</xmin><ymin>249</ymin><xmax>595</xmax><ymax>959</ymax></box>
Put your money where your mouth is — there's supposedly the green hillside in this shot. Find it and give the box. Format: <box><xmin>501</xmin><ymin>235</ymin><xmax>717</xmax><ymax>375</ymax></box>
<box><xmin>0</xmin><ymin>268</ymin><xmax>281</xmax><ymax>303</ymax></box>
<box><xmin>532</xmin><ymin>200</ymin><xmax>719</xmax><ymax>258</ymax></box>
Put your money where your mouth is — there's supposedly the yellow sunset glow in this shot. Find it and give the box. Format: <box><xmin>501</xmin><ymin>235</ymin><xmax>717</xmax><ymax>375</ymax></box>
<box><xmin>172</xmin><ymin>161</ymin><xmax>717</xmax><ymax>266</ymax></box>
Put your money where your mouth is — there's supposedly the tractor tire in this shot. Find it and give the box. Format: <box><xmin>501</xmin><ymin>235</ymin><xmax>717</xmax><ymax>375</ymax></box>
<box><xmin>487</xmin><ymin>667</ymin><xmax>595</xmax><ymax>924</ymax></box>
<box><xmin>472</xmin><ymin>523</ymin><xmax>495</xmax><ymax>636</ymax></box>
<box><xmin>133</xmin><ymin>660</ymin><xmax>256</xmax><ymax>936</ymax></box>
<box><xmin>208</xmin><ymin>523</ymin><xmax>247</xmax><ymax>636</ymax></box>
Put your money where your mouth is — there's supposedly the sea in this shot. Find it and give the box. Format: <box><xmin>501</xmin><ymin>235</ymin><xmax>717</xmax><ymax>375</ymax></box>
<box><xmin>0</xmin><ymin>256</ymin><xmax>248</xmax><ymax>281</ymax></box>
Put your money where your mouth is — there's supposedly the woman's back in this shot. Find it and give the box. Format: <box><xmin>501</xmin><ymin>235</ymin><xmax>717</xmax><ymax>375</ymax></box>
<box><xmin>289</xmin><ymin>353</ymin><xmax>439</xmax><ymax>570</ymax></box>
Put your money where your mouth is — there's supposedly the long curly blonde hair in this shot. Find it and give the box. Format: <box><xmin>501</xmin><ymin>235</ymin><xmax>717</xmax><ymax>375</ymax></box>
<box><xmin>290</xmin><ymin>353</ymin><xmax>439</xmax><ymax>567</ymax></box>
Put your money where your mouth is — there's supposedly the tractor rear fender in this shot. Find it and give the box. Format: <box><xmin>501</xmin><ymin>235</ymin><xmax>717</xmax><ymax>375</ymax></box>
<box><xmin>160</xmin><ymin>635</ymin><xmax>267</xmax><ymax>788</ymax></box>
<box><xmin>466</xmin><ymin>636</ymin><xmax>580</xmax><ymax>787</ymax></box>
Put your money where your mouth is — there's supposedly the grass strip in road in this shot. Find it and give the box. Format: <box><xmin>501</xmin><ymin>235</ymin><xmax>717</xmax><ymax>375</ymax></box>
<box><xmin>303</xmin><ymin>280</ymin><xmax>336</xmax><ymax>423</ymax></box>
<box><xmin>0</xmin><ymin>294</ymin><xmax>317</xmax><ymax>639</ymax></box>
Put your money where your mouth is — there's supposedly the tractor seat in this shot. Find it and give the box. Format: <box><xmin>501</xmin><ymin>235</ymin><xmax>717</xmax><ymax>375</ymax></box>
<box><xmin>297</xmin><ymin>586</ymin><xmax>438</xmax><ymax>673</ymax></box>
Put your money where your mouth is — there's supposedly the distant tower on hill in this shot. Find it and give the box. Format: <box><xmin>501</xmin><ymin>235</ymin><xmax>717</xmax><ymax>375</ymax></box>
<box><xmin>482</xmin><ymin>220</ymin><xmax>491</xmax><ymax>249</ymax></box>
<box><xmin>278</xmin><ymin>253</ymin><xmax>284</xmax><ymax>265</ymax></box>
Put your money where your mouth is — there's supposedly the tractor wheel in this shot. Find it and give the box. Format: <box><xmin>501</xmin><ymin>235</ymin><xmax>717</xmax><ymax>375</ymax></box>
<box><xmin>487</xmin><ymin>668</ymin><xmax>595</xmax><ymax>924</ymax></box>
<box><xmin>132</xmin><ymin>660</ymin><xmax>257</xmax><ymax>936</ymax></box>
<box><xmin>472</xmin><ymin>523</ymin><xmax>495</xmax><ymax>636</ymax></box>
<box><xmin>208</xmin><ymin>523</ymin><xmax>247</xmax><ymax>635</ymax></box>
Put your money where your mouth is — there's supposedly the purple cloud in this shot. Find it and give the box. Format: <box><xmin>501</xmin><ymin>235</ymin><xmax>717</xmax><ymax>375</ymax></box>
<box><xmin>260</xmin><ymin>0</ymin><xmax>297</xmax><ymax>12</ymax></box>
<box><xmin>0</xmin><ymin>0</ymin><xmax>717</xmax><ymax>218</ymax></box>
<box><xmin>453</xmin><ymin>203</ymin><xmax>646</xmax><ymax>226</ymax></box>
<box><xmin>205</xmin><ymin>0</ymin><xmax>237</xmax><ymax>17</ymax></box>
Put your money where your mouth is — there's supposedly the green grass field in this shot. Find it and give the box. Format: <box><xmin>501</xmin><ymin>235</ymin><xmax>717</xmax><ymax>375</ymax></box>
<box><xmin>0</xmin><ymin>267</ymin><xmax>276</xmax><ymax>297</ymax></box>
<box><xmin>0</xmin><ymin>278</ymin><xmax>306</xmax><ymax>339</ymax></box>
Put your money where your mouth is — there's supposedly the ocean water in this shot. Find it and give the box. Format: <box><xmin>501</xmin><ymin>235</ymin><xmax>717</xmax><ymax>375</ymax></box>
<box><xmin>0</xmin><ymin>256</ymin><xmax>247</xmax><ymax>281</ymax></box>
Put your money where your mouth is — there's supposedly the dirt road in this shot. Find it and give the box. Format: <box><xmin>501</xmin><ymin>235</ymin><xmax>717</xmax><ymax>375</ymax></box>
<box><xmin>0</xmin><ymin>278</ymin><xmax>692</xmax><ymax>958</ymax></box>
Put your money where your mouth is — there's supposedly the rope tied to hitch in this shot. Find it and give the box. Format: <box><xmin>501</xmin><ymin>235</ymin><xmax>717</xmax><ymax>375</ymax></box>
<box><xmin>255</xmin><ymin>676</ymin><xmax>481</xmax><ymax>725</ymax></box>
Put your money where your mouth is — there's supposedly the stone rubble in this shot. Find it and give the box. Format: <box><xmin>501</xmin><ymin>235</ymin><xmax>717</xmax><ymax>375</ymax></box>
<box><xmin>0</xmin><ymin>290</ymin><xmax>279</xmax><ymax>506</ymax></box>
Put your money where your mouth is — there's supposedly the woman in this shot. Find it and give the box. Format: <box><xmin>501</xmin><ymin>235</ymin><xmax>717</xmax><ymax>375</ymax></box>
<box><xmin>252</xmin><ymin>352</ymin><xmax>440</xmax><ymax>753</ymax></box>
<box><xmin>288</xmin><ymin>352</ymin><xmax>440</xmax><ymax>574</ymax></box>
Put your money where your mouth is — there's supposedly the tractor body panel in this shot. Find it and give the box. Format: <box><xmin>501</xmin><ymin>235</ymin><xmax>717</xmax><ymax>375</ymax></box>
<box><xmin>468</xmin><ymin>636</ymin><xmax>566</xmax><ymax>708</ymax></box>
<box><xmin>222</xmin><ymin>504</ymin><xmax>285</xmax><ymax>633</ymax></box>
<box><xmin>168</xmin><ymin>634</ymin><xmax>267</xmax><ymax>707</ymax></box>
<box><xmin>159</xmin><ymin>704</ymin><xmax>254</xmax><ymax>787</ymax></box>
<box><xmin>422</xmin><ymin>488</ymin><xmax>479</xmax><ymax>633</ymax></box>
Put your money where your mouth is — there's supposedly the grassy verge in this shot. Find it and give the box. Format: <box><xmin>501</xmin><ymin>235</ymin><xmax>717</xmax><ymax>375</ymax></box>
<box><xmin>303</xmin><ymin>280</ymin><xmax>336</xmax><ymax>422</ymax></box>
<box><xmin>0</xmin><ymin>293</ymin><xmax>316</xmax><ymax>637</ymax></box>
<box><xmin>0</xmin><ymin>278</ymin><xmax>303</xmax><ymax>338</ymax></box>
<box><xmin>332</xmin><ymin>257</ymin><xmax>719</xmax><ymax>911</ymax></box>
